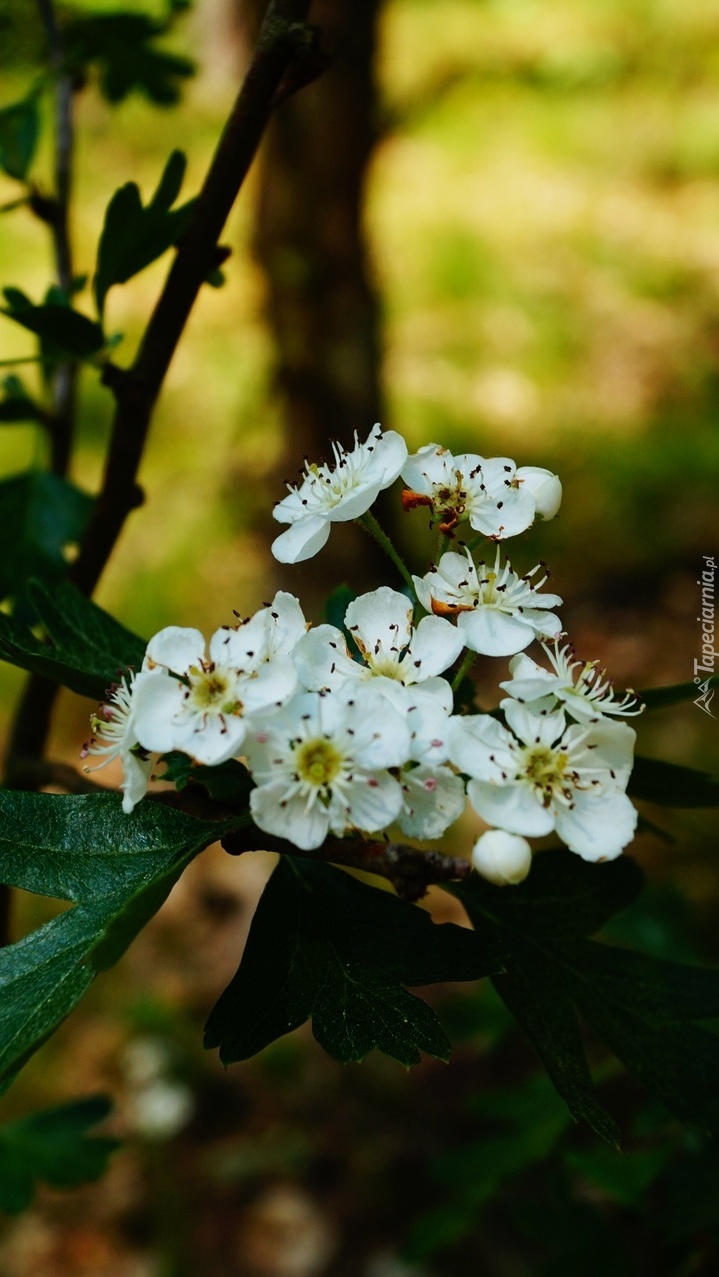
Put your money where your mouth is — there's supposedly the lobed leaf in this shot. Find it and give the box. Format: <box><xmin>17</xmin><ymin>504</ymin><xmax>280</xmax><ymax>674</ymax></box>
<box><xmin>0</xmin><ymin>579</ymin><xmax>146</xmax><ymax>699</ymax></box>
<box><xmin>64</xmin><ymin>12</ymin><xmax>195</xmax><ymax>106</ymax></box>
<box><xmin>94</xmin><ymin>150</ymin><xmax>197</xmax><ymax>317</ymax></box>
<box><xmin>205</xmin><ymin>857</ymin><xmax>497</xmax><ymax>1068</ymax></box>
<box><xmin>0</xmin><ymin>1096</ymin><xmax>119</xmax><ymax>1214</ymax></box>
<box><xmin>450</xmin><ymin>853</ymin><xmax>719</xmax><ymax>1139</ymax></box>
<box><xmin>0</xmin><ymin>472</ymin><xmax>93</xmax><ymax>612</ymax></box>
<box><xmin>1</xmin><ymin>299</ymin><xmax>105</xmax><ymax>361</ymax></box>
<box><xmin>628</xmin><ymin>755</ymin><xmax>719</xmax><ymax>807</ymax></box>
<box><xmin>0</xmin><ymin>93</ymin><xmax>40</xmax><ymax>182</ymax></box>
<box><xmin>0</xmin><ymin>792</ymin><xmax>227</xmax><ymax>1085</ymax></box>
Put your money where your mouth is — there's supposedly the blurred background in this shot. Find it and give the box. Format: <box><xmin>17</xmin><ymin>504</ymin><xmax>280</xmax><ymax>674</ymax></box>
<box><xmin>0</xmin><ymin>0</ymin><xmax>718</xmax><ymax>1272</ymax></box>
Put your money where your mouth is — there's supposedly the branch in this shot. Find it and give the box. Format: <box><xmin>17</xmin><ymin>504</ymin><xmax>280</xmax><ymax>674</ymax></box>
<box><xmin>220</xmin><ymin>826</ymin><xmax>471</xmax><ymax>902</ymax></box>
<box><xmin>70</xmin><ymin>0</ymin><xmax>320</xmax><ymax>598</ymax></box>
<box><xmin>35</xmin><ymin>0</ymin><xmax>77</xmax><ymax>476</ymax></box>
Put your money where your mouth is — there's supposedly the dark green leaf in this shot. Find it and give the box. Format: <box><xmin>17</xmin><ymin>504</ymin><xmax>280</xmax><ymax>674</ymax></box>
<box><xmin>405</xmin><ymin>1073</ymin><xmax>571</xmax><ymax>1262</ymax></box>
<box><xmin>1</xmin><ymin>302</ymin><xmax>105</xmax><ymax>360</ymax></box>
<box><xmin>628</xmin><ymin>755</ymin><xmax>719</xmax><ymax>807</ymax></box>
<box><xmin>449</xmin><ymin>853</ymin><xmax>719</xmax><ymax>1138</ymax></box>
<box><xmin>0</xmin><ymin>1096</ymin><xmax>119</xmax><ymax>1213</ymax></box>
<box><xmin>0</xmin><ymin>93</ymin><xmax>40</xmax><ymax>182</ymax></box>
<box><xmin>564</xmin><ymin>1142</ymin><xmax>670</xmax><ymax>1209</ymax></box>
<box><xmin>0</xmin><ymin>472</ymin><xmax>92</xmax><ymax>609</ymax></box>
<box><xmin>0</xmin><ymin>374</ymin><xmax>42</xmax><ymax>424</ymax></box>
<box><xmin>94</xmin><ymin>151</ymin><xmax>196</xmax><ymax>317</ymax></box>
<box><xmin>640</xmin><ymin>674</ymin><xmax>719</xmax><ymax>711</ymax></box>
<box><xmin>0</xmin><ymin>791</ymin><xmax>227</xmax><ymax>1084</ymax></box>
<box><xmin>161</xmin><ymin>752</ymin><xmax>253</xmax><ymax>807</ymax></box>
<box><xmin>64</xmin><ymin>13</ymin><xmax>195</xmax><ymax>106</ymax></box>
<box><xmin>0</xmin><ymin>579</ymin><xmax>146</xmax><ymax>699</ymax></box>
<box><xmin>205</xmin><ymin>857</ymin><xmax>496</xmax><ymax>1068</ymax></box>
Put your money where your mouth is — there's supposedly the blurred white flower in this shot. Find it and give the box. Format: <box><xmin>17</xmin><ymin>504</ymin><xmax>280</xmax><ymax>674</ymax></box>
<box><xmin>500</xmin><ymin>640</ymin><xmax>644</xmax><ymax>722</ymax></box>
<box><xmin>82</xmin><ymin>672</ymin><xmax>152</xmax><ymax>814</ymax></box>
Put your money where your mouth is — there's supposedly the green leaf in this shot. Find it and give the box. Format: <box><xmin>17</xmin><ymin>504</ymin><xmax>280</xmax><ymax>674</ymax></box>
<box><xmin>94</xmin><ymin>151</ymin><xmax>196</xmax><ymax>317</ymax></box>
<box><xmin>0</xmin><ymin>301</ymin><xmax>105</xmax><ymax>361</ymax></box>
<box><xmin>0</xmin><ymin>791</ymin><xmax>227</xmax><ymax>1084</ymax></box>
<box><xmin>0</xmin><ymin>579</ymin><xmax>146</xmax><ymax>699</ymax></box>
<box><xmin>0</xmin><ymin>1096</ymin><xmax>119</xmax><ymax>1214</ymax></box>
<box><xmin>449</xmin><ymin>853</ymin><xmax>719</xmax><ymax>1139</ymax></box>
<box><xmin>628</xmin><ymin>755</ymin><xmax>719</xmax><ymax>807</ymax></box>
<box><xmin>0</xmin><ymin>375</ymin><xmax>42</xmax><ymax>424</ymax></box>
<box><xmin>205</xmin><ymin>857</ymin><xmax>496</xmax><ymax>1068</ymax></box>
<box><xmin>0</xmin><ymin>92</ymin><xmax>40</xmax><ymax>182</ymax></box>
<box><xmin>160</xmin><ymin>752</ymin><xmax>253</xmax><ymax>807</ymax></box>
<box><xmin>64</xmin><ymin>13</ymin><xmax>195</xmax><ymax>106</ymax></box>
<box><xmin>0</xmin><ymin>472</ymin><xmax>93</xmax><ymax>610</ymax></box>
<box><xmin>640</xmin><ymin>674</ymin><xmax>719</xmax><ymax>711</ymax></box>
<box><xmin>405</xmin><ymin>1073</ymin><xmax>571</xmax><ymax>1262</ymax></box>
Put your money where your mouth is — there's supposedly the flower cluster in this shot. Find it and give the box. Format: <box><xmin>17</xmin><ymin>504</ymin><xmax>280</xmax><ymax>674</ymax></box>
<box><xmin>86</xmin><ymin>426</ymin><xmax>642</xmax><ymax>883</ymax></box>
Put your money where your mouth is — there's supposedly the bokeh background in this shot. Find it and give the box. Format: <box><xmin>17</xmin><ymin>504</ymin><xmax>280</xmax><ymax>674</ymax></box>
<box><xmin>0</xmin><ymin>0</ymin><xmax>718</xmax><ymax>1272</ymax></box>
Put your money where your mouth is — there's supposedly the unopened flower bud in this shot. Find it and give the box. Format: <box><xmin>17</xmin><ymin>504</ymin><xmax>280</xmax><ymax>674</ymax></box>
<box><xmin>472</xmin><ymin>830</ymin><xmax>532</xmax><ymax>885</ymax></box>
<box><xmin>516</xmin><ymin>466</ymin><xmax>562</xmax><ymax>521</ymax></box>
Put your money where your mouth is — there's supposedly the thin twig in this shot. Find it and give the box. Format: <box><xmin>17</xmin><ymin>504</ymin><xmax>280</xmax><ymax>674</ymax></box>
<box><xmin>70</xmin><ymin>0</ymin><xmax>318</xmax><ymax>598</ymax></box>
<box><xmin>220</xmin><ymin>826</ymin><xmax>471</xmax><ymax>902</ymax></box>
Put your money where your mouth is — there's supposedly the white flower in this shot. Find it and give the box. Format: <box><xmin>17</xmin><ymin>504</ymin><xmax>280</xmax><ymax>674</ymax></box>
<box><xmin>245</xmin><ymin>689</ymin><xmax>411</xmax><ymax>850</ymax></box>
<box><xmin>413</xmin><ymin>546</ymin><xmax>562</xmax><ymax>657</ymax></box>
<box><xmin>500</xmin><ymin>641</ymin><xmax>644</xmax><ymax>722</ymax></box>
<box><xmin>472</xmin><ymin>830</ymin><xmax>532</xmax><ymax>885</ymax></box>
<box><xmin>132</xmin><ymin>609</ymin><xmax>298</xmax><ymax>767</ymax></box>
<box><xmin>448</xmin><ymin>701</ymin><xmax>638</xmax><ymax>861</ymax></box>
<box><xmin>398</xmin><ymin>764</ymin><xmax>466</xmax><ymax>841</ymax></box>
<box><xmin>401</xmin><ymin>445</ymin><xmax>560</xmax><ymax>539</ymax></box>
<box><xmin>272</xmin><ymin>424</ymin><xmax>408</xmax><ymax>564</ymax></box>
<box><xmin>82</xmin><ymin>672</ymin><xmax>152</xmax><ymax>814</ymax></box>
<box><xmin>514</xmin><ymin>466</ymin><xmax>562</xmax><ymax>521</ymax></box>
<box><xmin>294</xmin><ymin>585</ymin><xmax>462</xmax><ymax>707</ymax></box>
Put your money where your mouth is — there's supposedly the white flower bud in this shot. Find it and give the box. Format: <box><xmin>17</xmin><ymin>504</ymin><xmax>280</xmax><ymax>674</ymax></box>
<box><xmin>516</xmin><ymin>466</ymin><xmax>562</xmax><ymax>521</ymax></box>
<box><xmin>472</xmin><ymin>830</ymin><xmax>532</xmax><ymax>885</ymax></box>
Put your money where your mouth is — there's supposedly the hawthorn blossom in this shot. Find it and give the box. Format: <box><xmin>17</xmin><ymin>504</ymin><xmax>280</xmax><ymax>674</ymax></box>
<box><xmin>472</xmin><ymin>830</ymin><xmax>532</xmax><ymax>885</ymax></box>
<box><xmin>448</xmin><ymin>701</ymin><xmax>638</xmax><ymax>861</ymax></box>
<box><xmin>132</xmin><ymin>605</ymin><xmax>299</xmax><ymax>766</ymax></box>
<box><xmin>82</xmin><ymin>672</ymin><xmax>152</xmax><ymax>814</ymax></box>
<box><xmin>272</xmin><ymin>424</ymin><xmax>408</xmax><ymax>564</ymax></box>
<box><xmin>294</xmin><ymin>585</ymin><xmax>462</xmax><ymax>707</ymax></box>
<box><xmin>398</xmin><ymin>764</ymin><xmax>466</xmax><ymax>840</ymax></box>
<box><xmin>413</xmin><ymin>546</ymin><xmax>562</xmax><ymax>657</ymax></box>
<box><xmin>400</xmin><ymin>445</ymin><xmax>560</xmax><ymax>539</ymax></box>
<box><xmin>500</xmin><ymin>641</ymin><xmax>644</xmax><ymax>722</ymax></box>
<box><xmin>244</xmin><ymin>689</ymin><xmax>411</xmax><ymax>850</ymax></box>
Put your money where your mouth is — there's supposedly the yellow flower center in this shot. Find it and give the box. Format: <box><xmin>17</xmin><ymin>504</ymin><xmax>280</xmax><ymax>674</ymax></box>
<box><xmin>188</xmin><ymin>668</ymin><xmax>241</xmax><ymax>716</ymax></box>
<box><xmin>522</xmin><ymin>745</ymin><xmax>568</xmax><ymax>796</ymax></box>
<box><xmin>296</xmin><ymin>739</ymin><xmax>343</xmax><ymax>788</ymax></box>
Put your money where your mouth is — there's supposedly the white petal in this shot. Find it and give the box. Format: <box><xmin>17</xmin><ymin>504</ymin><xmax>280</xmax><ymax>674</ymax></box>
<box><xmin>330</xmin><ymin>772</ymin><xmax>403</xmax><ymax>836</ymax></box>
<box><xmin>398</xmin><ymin>766</ymin><xmax>466</xmax><ymax>840</ymax></box>
<box><xmin>373</xmin><ymin>427</ymin><xmax>409</xmax><ymax>486</ymax></box>
<box><xmin>121</xmin><ymin>750</ymin><xmax>153</xmax><ymax>813</ymax></box>
<box><xmin>406</xmin><ymin>692</ymin><xmax>454</xmax><ymax>763</ymax></box>
<box><xmin>171</xmin><ymin>712</ymin><xmax>248</xmax><ymax>766</ymax></box>
<box><xmin>132</xmin><ymin>671</ymin><xmax>186</xmax><ymax>753</ymax></box>
<box><xmin>327</xmin><ymin>480</ymin><xmax>384</xmax><ymax>522</ymax></box>
<box><xmin>401</xmin><ymin>443</ymin><xmax>448</xmax><ymax>492</ymax></box>
<box><xmin>240</xmin><ymin>657</ymin><xmax>297</xmax><ymax>714</ymax></box>
<box><xmin>516</xmin><ymin>466</ymin><xmax>562</xmax><ymax>520</ymax></box>
<box><xmin>566</xmin><ymin>719</ymin><xmax>636</xmax><ymax>789</ymax></box>
<box><xmin>250</xmin><ymin>781</ymin><xmax>330</xmax><ymax>850</ymax></box>
<box><xmin>345</xmin><ymin>586</ymin><xmax>413</xmax><ymax>658</ymax></box>
<box><xmin>502</xmin><ymin>700</ymin><xmax>567</xmax><ymax>747</ymax></box>
<box><xmin>468</xmin><ymin>486</ymin><xmax>536</xmax><ymax>539</ymax></box>
<box><xmin>458</xmin><ymin>608</ymin><xmax>534</xmax><ymax>657</ymax></box>
<box><xmin>555</xmin><ymin>789</ymin><xmax>637</xmax><ymax>861</ymax></box>
<box><xmin>472</xmin><ymin>830</ymin><xmax>532</xmax><ymax>885</ymax></box>
<box><xmin>293</xmin><ymin>625</ymin><xmax>362</xmax><ymax>691</ymax></box>
<box><xmin>144</xmin><ymin>626</ymin><xmax>205</xmax><ymax>673</ymax></box>
<box><xmin>271</xmin><ymin>516</ymin><xmax>331</xmax><ymax>563</ymax></box>
<box><xmin>467</xmin><ymin>779</ymin><xmax>555</xmax><ymax>837</ymax></box>
<box><xmin>520</xmin><ymin>608</ymin><xmax>563</xmax><ymax>640</ymax></box>
<box><xmin>349</xmin><ymin>696</ymin><xmax>411</xmax><ymax>770</ymax></box>
<box><xmin>405</xmin><ymin>615</ymin><xmax>464</xmax><ymax>680</ymax></box>
<box><xmin>447</xmin><ymin>714</ymin><xmax>513</xmax><ymax>779</ymax></box>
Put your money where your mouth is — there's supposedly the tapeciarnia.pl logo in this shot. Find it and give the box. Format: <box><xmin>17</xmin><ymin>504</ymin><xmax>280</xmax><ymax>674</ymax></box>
<box><xmin>695</xmin><ymin>555</ymin><xmax>716</xmax><ymax>717</ymax></box>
